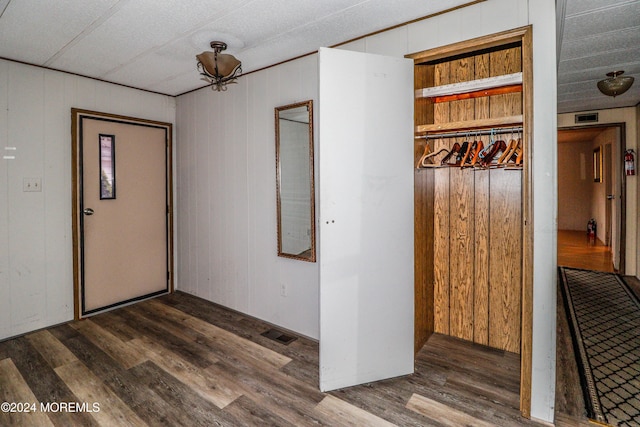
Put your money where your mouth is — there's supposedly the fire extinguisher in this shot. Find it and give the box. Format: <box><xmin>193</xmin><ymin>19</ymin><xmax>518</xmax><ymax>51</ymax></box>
<box><xmin>587</xmin><ymin>219</ymin><xmax>596</xmax><ymax>244</ymax></box>
<box><xmin>625</xmin><ymin>149</ymin><xmax>635</xmax><ymax>176</ymax></box>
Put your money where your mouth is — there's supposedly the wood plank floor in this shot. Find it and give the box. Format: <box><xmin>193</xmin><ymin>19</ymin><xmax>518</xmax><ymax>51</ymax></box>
<box><xmin>0</xmin><ymin>291</ymin><xmax>553</xmax><ymax>427</ymax></box>
<box><xmin>558</xmin><ymin>229</ymin><xmax>614</xmax><ymax>273</ymax></box>
<box><xmin>0</xmin><ymin>287</ymin><xmax>611</xmax><ymax>426</ymax></box>
<box><xmin>0</xmin><ymin>228</ymin><xmax>627</xmax><ymax>426</ymax></box>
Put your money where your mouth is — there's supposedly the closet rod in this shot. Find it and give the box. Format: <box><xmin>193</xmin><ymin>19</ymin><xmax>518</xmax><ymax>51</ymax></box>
<box><xmin>415</xmin><ymin>126</ymin><xmax>523</xmax><ymax>140</ymax></box>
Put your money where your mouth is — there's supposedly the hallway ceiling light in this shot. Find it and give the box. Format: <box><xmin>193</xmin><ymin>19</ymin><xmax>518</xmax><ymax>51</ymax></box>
<box><xmin>196</xmin><ymin>41</ymin><xmax>242</xmax><ymax>91</ymax></box>
<box><xmin>597</xmin><ymin>71</ymin><xmax>634</xmax><ymax>97</ymax></box>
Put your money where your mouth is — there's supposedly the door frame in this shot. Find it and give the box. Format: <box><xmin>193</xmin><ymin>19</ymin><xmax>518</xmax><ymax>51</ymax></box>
<box><xmin>557</xmin><ymin>123</ymin><xmax>626</xmax><ymax>273</ymax></box>
<box><xmin>71</xmin><ymin>108</ymin><xmax>174</xmax><ymax>319</ymax></box>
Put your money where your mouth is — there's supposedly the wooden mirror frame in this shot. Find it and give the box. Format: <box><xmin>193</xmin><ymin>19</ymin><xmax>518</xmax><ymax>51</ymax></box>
<box><xmin>275</xmin><ymin>100</ymin><xmax>316</xmax><ymax>262</ymax></box>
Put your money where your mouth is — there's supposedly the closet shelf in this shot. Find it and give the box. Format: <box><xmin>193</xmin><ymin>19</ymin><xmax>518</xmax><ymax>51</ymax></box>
<box><xmin>415</xmin><ymin>115</ymin><xmax>523</xmax><ymax>134</ymax></box>
<box><xmin>415</xmin><ymin>72</ymin><xmax>522</xmax><ymax>99</ymax></box>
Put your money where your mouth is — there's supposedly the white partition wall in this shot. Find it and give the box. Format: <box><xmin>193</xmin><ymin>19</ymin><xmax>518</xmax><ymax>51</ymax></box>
<box><xmin>318</xmin><ymin>47</ymin><xmax>415</xmax><ymax>391</ymax></box>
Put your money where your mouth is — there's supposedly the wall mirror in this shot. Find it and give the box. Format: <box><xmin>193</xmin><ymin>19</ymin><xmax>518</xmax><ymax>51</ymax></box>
<box><xmin>275</xmin><ymin>100</ymin><xmax>316</xmax><ymax>262</ymax></box>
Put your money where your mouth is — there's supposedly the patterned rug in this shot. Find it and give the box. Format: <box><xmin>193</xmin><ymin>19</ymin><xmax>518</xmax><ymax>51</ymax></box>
<box><xmin>559</xmin><ymin>267</ymin><xmax>640</xmax><ymax>426</ymax></box>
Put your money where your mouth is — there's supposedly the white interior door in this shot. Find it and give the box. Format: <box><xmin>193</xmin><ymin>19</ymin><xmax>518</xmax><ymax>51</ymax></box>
<box><xmin>318</xmin><ymin>47</ymin><xmax>414</xmax><ymax>391</ymax></box>
<box><xmin>77</xmin><ymin>114</ymin><xmax>171</xmax><ymax>316</ymax></box>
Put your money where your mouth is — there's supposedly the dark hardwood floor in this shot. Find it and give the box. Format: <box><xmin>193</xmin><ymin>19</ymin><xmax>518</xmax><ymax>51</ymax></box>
<box><xmin>0</xmin><ymin>227</ymin><xmax>630</xmax><ymax>426</ymax></box>
<box><xmin>0</xmin><ymin>289</ymin><xmax>596</xmax><ymax>426</ymax></box>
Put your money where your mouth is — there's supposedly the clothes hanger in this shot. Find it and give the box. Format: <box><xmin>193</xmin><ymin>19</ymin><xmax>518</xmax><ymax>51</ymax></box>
<box><xmin>416</xmin><ymin>141</ymin><xmax>431</xmax><ymax>169</ymax></box>
<box><xmin>469</xmin><ymin>138</ymin><xmax>485</xmax><ymax>166</ymax></box>
<box><xmin>479</xmin><ymin>129</ymin><xmax>506</xmax><ymax>167</ymax></box>
<box><xmin>505</xmin><ymin>129</ymin><xmax>524</xmax><ymax>169</ymax></box>
<box><xmin>441</xmin><ymin>142</ymin><xmax>462</xmax><ymax>166</ymax></box>
<box><xmin>456</xmin><ymin>140</ymin><xmax>470</xmax><ymax>165</ymax></box>
<box><xmin>515</xmin><ymin>130</ymin><xmax>524</xmax><ymax>166</ymax></box>
<box><xmin>498</xmin><ymin>131</ymin><xmax>518</xmax><ymax>165</ymax></box>
<box><xmin>461</xmin><ymin>131</ymin><xmax>484</xmax><ymax>168</ymax></box>
<box><xmin>420</xmin><ymin>144</ymin><xmax>450</xmax><ymax>167</ymax></box>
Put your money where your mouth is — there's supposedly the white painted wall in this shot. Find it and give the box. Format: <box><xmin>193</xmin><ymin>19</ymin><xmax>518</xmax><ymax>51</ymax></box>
<box><xmin>0</xmin><ymin>59</ymin><xmax>175</xmax><ymax>341</ymax></box>
<box><xmin>176</xmin><ymin>0</ymin><xmax>558</xmax><ymax>421</ymax></box>
<box><xmin>176</xmin><ymin>56</ymin><xmax>320</xmax><ymax>339</ymax></box>
<box><xmin>558</xmin><ymin>141</ymin><xmax>593</xmax><ymax>230</ymax></box>
<box><xmin>559</xmin><ymin>107</ymin><xmax>638</xmax><ymax>276</ymax></box>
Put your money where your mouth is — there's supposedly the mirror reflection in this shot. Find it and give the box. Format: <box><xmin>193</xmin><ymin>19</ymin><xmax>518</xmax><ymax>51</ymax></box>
<box><xmin>275</xmin><ymin>100</ymin><xmax>316</xmax><ymax>262</ymax></box>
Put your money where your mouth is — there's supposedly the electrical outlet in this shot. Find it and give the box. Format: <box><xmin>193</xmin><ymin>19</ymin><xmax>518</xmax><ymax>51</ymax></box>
<box><xmin>280</xmin><ymin>283</ymin><xmax>287</xmax><ymax>297</ymax></box>
<box><xmin>23</xmin><ymin>177</ymin><xmax>42</xmax><ymax>192</ymax></box>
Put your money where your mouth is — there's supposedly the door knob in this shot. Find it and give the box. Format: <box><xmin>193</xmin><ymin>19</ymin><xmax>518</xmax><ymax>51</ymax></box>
<box><xmin>83</xmin><ymin>208</ymin><xmax>94</xmax><ymax>215</ymax></box>
<box><xmin>607</xmin><ymin>195</ymin><xmax>615</xmax><ymax>200</ymax></box>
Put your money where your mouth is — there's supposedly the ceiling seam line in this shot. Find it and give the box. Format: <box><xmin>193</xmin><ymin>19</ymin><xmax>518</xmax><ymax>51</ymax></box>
<box><xmin>43</xmin><ymin>0</ymin><xmax>133</xmax><ymax>67</ymax></box>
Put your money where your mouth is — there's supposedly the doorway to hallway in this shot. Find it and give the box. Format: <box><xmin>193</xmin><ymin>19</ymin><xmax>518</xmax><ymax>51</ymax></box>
<box><xmin>557</xmin><ymin>125</ymin><xmax>625</xmax><ymax>273</ymax></box>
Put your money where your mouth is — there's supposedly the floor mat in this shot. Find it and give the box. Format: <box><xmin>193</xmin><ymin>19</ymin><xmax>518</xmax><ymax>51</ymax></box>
<box><xmin>559</xmin><ymin>267</ymin><xmax>640</xmax><ymax>426</ymax></box>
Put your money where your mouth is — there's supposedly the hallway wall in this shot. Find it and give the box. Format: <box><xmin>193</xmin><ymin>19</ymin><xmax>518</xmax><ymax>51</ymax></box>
<box><xmin>558</xmin><ymin>141</ymin><xmax>593</xmax><ymax>230</ymax></box>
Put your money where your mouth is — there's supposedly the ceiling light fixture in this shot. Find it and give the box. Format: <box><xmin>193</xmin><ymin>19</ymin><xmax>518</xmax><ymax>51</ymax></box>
<box><xmin>196</xmin><ymin>41</ymin><xmax>242</xmax><ymax>91</ymax></box>
<box><xmin>597</xmin><ymin>71</ymin><xmax>634</xmax><ymax>97</ymax></box>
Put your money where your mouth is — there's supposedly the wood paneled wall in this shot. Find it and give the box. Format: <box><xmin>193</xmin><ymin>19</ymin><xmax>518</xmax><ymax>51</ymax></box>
<box><xmin>414</xmin><ymin>170</ymin><xmax>434</xmax><ymax>353</ymax></box>
<box><xmin>427</xmin><ymin>166</ymin><xmax>522</xmax><ymax>353</ymax></box>
<box><xmin>414</xmin><ymin>46</ymin><xmax>523</xmax><ymax>354</ymax></box>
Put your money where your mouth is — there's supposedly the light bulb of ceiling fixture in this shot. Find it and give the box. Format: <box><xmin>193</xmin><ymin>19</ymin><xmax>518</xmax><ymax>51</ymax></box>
<box><xmin>597</xmin><ymin>71</ymin><xmax>634</xmax><ymax>97</ymax></box>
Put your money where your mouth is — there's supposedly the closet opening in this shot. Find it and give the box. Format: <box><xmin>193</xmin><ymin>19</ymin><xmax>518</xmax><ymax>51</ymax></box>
<box><xmin>407</xmin><ymin>26</ymin><xmax>534</xmax><ymax>418</ymax></box>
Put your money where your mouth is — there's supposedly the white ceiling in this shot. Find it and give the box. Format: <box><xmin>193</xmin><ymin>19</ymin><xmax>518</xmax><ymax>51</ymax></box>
<box><xmin>0</xmin><ymin>0</ymin><xmax>638</xmax><ymax>113</ymax></box>
<box><xmin>557</xmin><ymin>0</ymin><xmax>640</xmax><ymax>113</ymax></box>
<box><xmin>0</xmin><ymin>0</ymin><xmax>473</xmax><ymax>96</ymax></box>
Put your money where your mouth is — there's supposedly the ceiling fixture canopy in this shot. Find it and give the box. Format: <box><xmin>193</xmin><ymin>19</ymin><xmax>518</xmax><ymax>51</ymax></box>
<box><xmin>597</xmin><ymin>71</ymin><xmax>634</xmax><ymax>97</ymax></box>
<box><xmin>196</xmin><ymin>41</ymin><xmax>242</xmax><ymax>91</ymax></box>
